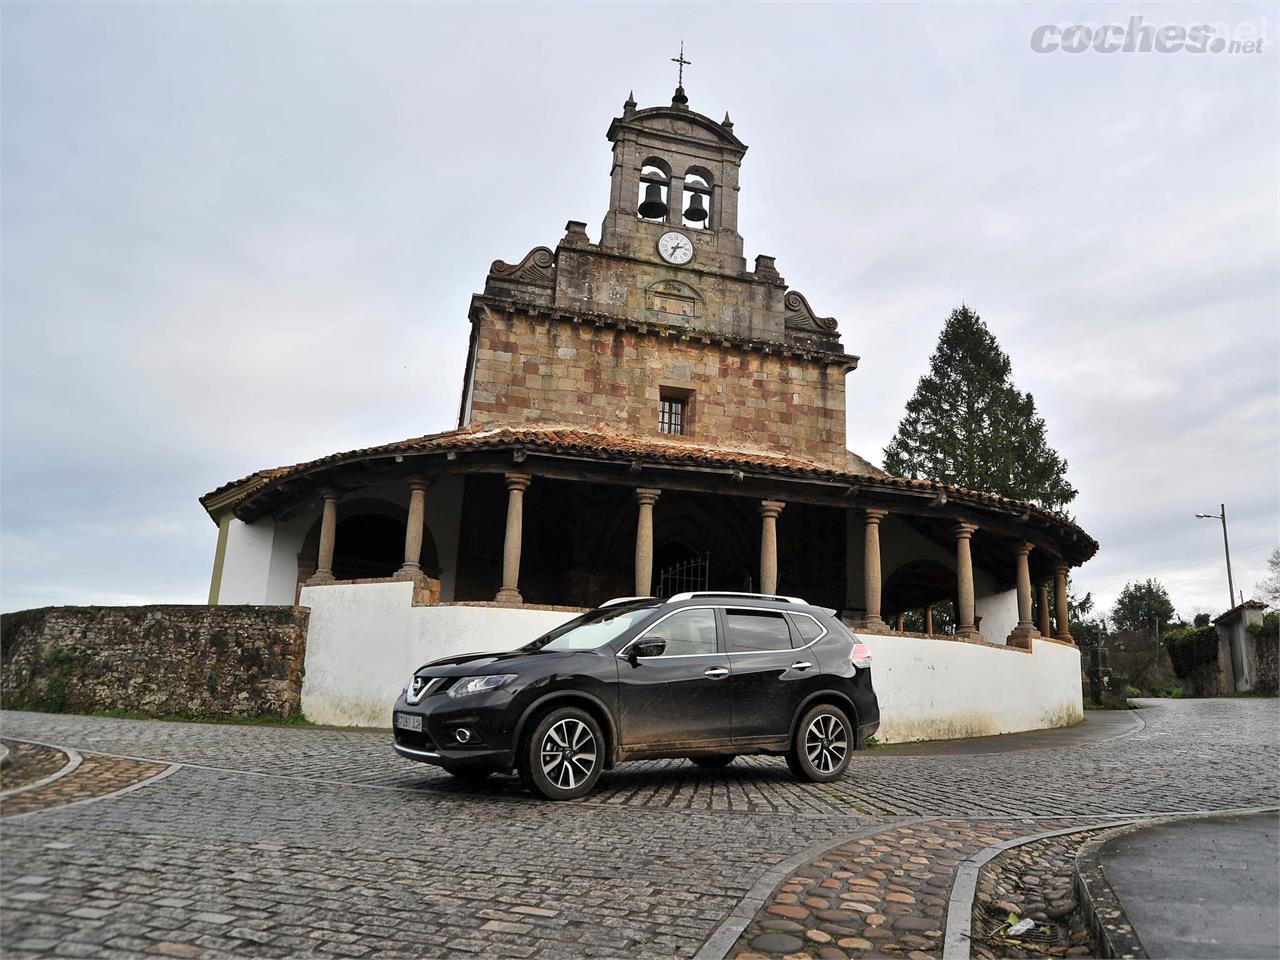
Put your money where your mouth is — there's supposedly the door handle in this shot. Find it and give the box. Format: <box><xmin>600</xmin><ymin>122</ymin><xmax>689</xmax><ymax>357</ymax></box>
<box><xmin>790</xmin><ymin>661</ymin><xmax>813</xmax><ymax>671</ymax></box>
<box><xmin>703</xmin><ymin>666</ymin><xmax>729</xmax><ymax>679</ymax></box>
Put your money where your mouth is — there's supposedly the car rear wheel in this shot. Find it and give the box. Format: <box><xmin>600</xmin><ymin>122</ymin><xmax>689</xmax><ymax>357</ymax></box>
<box><xmin>788</xmin><ymin>704</ymin><xmax>853</xmax><ymax>783</ymax></box>
<box><xmin>691</xmin><ymin>755</ymin><xmax>736</xmax><ymax>769</ymax></box>
<box><xmin>522</xmin><ymin>706</ymin><xmax>604</xmax><ymax>800</ymax></box>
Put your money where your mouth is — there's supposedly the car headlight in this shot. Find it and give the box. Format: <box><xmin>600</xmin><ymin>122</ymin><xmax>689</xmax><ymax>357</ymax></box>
<box><xmin>447</xmin><ymin>674</ymin><xmax>517</xmax><ymax>699</ymax></box>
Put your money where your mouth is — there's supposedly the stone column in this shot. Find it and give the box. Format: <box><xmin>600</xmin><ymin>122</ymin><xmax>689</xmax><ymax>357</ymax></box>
<box><xmin>954</xmin><ymin>522</ymin><xmax>980</xmax><ymax>638</ymax></box>
<box><xmin>895</xmin><ymin>613</ymin><xmax>904</xmax><ymax>632</ymax></box>
<box><xmin>862</xmin><ymin>508</ymin><xmax>889</xmax><ymax>633</ymax></box>
<box><xmin>1054</xmin><ymin>563</ymin><xmax>1073</xmax><ymax>643</ymax></box>
<box><xmin>395</xmin><ymin>478</ymin><xmax>430</xmax><ymax>579</ymax></box>
<box><xmin>1008</xmin><ymin>541</ymin><xmax>1037</xmax><ymax>647</ymax></box>
<box><xmin>759</xmin><ymin>500</ymin><xmax>785</xmax><ymax>595</ymax></box>
<box><xmin>306</xmin><ymin>489</ymin><xmax>339</xmax><ymax>585</ymax></box>
<box><xmin>634</xmin><ymin>488</ymin><xmax>661</xmax><ymax>596</ymax></box>
<box><xmin>495</xmin><ymin>474</ymin><xmax>531</xmax><ymax>606</ymax></box>
<box><xmin>1038</xmin><ymin>581</ymin><xmax>1052</xmax><ymax>638</ymax></box>
<box><xmin>925</xmin><ymin>605</ymin><xmax>934</xmax><ymax>636</ymax></box>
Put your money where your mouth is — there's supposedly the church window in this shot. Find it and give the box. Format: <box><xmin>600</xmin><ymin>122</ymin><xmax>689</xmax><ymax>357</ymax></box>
<box><xmin>682</xmin><ymin>169</ymin><xmax>713</xmax><ymax>229</ymax></box>
<box><xmin>637</xmin><ymin>159</ymin><xmax>671</xmax><ymax>222</ymax></box>
<box><xmin>658</xmin><ymin>393</ymin><xmax>687</xmax><ymax>435</ymax></box>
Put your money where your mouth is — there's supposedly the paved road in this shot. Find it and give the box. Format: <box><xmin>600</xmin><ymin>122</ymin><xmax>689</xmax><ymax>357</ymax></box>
<box><xmin>1102</xmin><ymin>811</ymin><xmax>1280</xmax><ymax>959</ymax></box>
<box><xmin>2</xmin><ymin>698</ymin><xmax>1277</xmax><ymax>958</ymax></box>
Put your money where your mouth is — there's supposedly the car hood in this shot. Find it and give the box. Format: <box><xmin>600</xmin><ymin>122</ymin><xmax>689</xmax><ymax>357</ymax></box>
<box><xmin>415</xmin><ymin>649</ymin><xmax>576</xmax><ymax>677</ymax></box>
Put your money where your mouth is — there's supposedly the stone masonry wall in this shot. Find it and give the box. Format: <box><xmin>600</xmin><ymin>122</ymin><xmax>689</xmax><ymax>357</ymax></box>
<box><xmin>468</xmin><ymin>309</ymin><xmax>849</xmax><ymax>466</ymax></box>
<box><xmin>1</xmin><ymin>605</ymin><xmax>309</xmax><ymax>719</ymax></box>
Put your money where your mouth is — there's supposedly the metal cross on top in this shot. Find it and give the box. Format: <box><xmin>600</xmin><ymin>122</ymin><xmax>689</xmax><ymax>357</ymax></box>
<box><xmin>671</xmin><ymin>41</ymin><xmax>692</xmax><ymax>87</ymax></box>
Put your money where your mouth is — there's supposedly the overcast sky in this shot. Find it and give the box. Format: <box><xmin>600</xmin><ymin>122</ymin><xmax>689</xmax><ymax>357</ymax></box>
<box><xmin>3</xmin><ymin>1</ymin><xmax>1276</xmax><ymax>620</ymax></box>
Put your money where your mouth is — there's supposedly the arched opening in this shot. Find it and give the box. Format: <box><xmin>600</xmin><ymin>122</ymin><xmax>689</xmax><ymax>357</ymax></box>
<box><xmin>637</xmin><ymin>158</ymin><xmax>671</xmax><ymax>222</ymax></box>
<box><xmin>299</xmin><ymin>498</ymin><xmax>440</xmax><ymax>584</ymax></box>
<box><xmin>682</xmin><ymin>168</ymin><xmax>713</xmax><ymax>229</ymax></box>
<box><xmin>884</xmin><ymin>559</ymin><xmax>957</xmax><ymax>634</ymax></box>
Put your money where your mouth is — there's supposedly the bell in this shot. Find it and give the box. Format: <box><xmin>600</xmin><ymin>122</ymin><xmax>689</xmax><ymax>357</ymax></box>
<box><xmin>683</xmin><ymin>191</ymin><xmax>708</xmax><ymax>222</ymax></box>
<box><xmin>638</xmin><ymin>182</ymin><xmax>668</xmax><ymax>219</ymax></box>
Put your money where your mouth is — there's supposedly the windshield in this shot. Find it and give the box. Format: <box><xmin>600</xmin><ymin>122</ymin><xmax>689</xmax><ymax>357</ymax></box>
<box><xmin>524</xmin><ymin>603</ymin><xmax>659</xmax><ymax>652</ymax></box>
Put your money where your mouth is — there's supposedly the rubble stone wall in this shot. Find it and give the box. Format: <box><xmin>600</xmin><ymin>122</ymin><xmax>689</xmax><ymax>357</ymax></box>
<box><xmin>1</xmin><ymin>605</ymin><xmax>309</xmax><ymax>719</ymax></box>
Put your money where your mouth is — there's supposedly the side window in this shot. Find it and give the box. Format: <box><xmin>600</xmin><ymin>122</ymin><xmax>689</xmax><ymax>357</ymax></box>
<box><xmin>725</xmin><ymin>610</ymin><xmax>793</xmax><ymax>653</ymax></box>
<box><xmin>791</xmin><ymin>614</ymin><xmax>826</xmax><ymax>644</ymax></box>
<box><xmin>641</xmin><ymin>608</ymin><xmax>718</xmax><ymax>656</ymax></box>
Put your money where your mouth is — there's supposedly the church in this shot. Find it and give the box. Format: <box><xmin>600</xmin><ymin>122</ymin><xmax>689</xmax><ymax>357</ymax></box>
<box><xmin>200</xmin><ymin>78</ymin><xmax>1095</xmax><ymax>732</ymax></box>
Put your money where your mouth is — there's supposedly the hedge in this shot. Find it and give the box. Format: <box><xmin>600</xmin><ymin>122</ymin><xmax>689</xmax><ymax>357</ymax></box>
<box><xmin>1162</xmin><ymin>625</ymin><xmax>1220</xmax><ymax>696</ymax></box>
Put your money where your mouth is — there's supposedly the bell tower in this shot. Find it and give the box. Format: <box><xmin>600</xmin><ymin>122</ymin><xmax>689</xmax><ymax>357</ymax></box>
<box><xmin>598</xmin><ymin>80</ymin><xmax>748</xmax><ymax>276</ymax></box>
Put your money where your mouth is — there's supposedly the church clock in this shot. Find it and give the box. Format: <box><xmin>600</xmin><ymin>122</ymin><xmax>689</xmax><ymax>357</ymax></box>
<box><xmin>657</xmin><ymin>231</ymin><xmax>694</xmax><ymax>265</ymax></box>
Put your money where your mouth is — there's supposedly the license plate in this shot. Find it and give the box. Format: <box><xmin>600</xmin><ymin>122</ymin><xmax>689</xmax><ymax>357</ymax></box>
<box><xmin>395</xmin><ymin>712</ymin><xmax>423</xmax><ymax>733</ymax></box>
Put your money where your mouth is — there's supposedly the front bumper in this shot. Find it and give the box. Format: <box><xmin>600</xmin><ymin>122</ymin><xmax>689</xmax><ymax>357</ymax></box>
<box><xmin>392</xmin><ymin>689</ymin><xmax>518</xmax><ymax>771</ymax></box>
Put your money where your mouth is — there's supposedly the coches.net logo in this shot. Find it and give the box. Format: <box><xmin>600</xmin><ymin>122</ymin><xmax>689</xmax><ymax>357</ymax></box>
<box><xmin>1031</xmin><ymin>15</ymin><xmax>1270</xmax><ymax>54</ymax></box>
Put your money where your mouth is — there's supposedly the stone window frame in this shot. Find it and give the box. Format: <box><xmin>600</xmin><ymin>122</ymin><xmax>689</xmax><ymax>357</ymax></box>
<box><xmin>658</xmin><ymin>385</ymin><xmax>695</xmax><ymax>436</ymax></box>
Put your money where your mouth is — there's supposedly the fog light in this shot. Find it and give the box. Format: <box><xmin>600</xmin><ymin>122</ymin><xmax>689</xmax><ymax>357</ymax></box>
<box><xmin>454</xmin><ymin>728</ymin><xmax>472</xmax><ymax>744</ymax></box>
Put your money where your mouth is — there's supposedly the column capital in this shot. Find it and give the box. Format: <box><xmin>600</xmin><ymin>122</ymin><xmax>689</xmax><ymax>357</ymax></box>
<box><xmin>1053</xmin><ymin>561</ymin><xmax>1071</xmax><ymax>577</ymax></box>
<box><xmin>406</xmin><ymin>476</ymin><xmax>431</xmax><ymax>494</ymax></box>
<box><xmin>759</xmin><ymin>500</ymin><xmax>785</xmax><ymax>519</ymax></box>
<box><xmin>1014</xmin><ymin>540</ymin><xmax>1035</xmax><ymax>557</ymax></box>
<box><xmin>635</xmin><ymin>487</ymin><xmax>662</xmax><ymax>506</ymax></box>
<box><xmin>864</xmin><ymin>507</ymin><xmax>889</xmax><ymax>523</ymax></box>
<box><xmin>953</xmin><ymin>521</ymin><xmax>979</xmax><ymax>539</ymax></box>
<box><xmin>504</xmin><ymin>472</ymin><xmax>532</xmax><ymax>492</ymax></box>
<box><xmin>318</xmin><ymin>486</ymin><xmax>339</xmax><ymax>502</ymax></box>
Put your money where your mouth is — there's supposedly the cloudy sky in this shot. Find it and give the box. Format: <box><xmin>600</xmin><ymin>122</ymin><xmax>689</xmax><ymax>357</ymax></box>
<box><xmin>3</xmin><ymin>1</ymin><xmax>1276</xmax><ymax>620</ymax></box>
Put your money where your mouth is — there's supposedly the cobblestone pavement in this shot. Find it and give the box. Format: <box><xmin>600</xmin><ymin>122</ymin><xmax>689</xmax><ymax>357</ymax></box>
<box><xmin>2</xmin><ymin>751</ymin><xmax>169</xmax><ymax>818</ymax></box>
<box><xmin>1</xmin><ymin>698</ymin><xmax>1276</xmax><ymax>959</ymax></box>
<box><xmin>1</xmin><ymin>740</ymin><xmax>71</xmax><ymax>791</ymax></box>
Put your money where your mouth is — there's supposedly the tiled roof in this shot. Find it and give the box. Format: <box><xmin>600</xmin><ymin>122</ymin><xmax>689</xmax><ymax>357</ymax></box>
<box><xmin>200</xmin><ymin>423</ymin><xmax>1097</xmax><ymax>557</ymax></box>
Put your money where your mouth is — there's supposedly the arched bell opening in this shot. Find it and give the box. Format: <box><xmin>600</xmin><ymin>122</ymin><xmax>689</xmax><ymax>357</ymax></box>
<box><xmin>682</xmin><ymin>167</ymin><xmax>713</xmax><ymax>229</ymax></box>
<box><xmin>637</xmin><ymin>158</ymin><xmax>672</xmax><ymax>222</ymax></box>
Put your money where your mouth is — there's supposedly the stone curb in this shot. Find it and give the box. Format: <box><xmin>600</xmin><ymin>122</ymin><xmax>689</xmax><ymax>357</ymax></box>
<box><xmin>2</xmin><ymin>760</ymin><xmax>182</xmax><ymax>822</ymax></box>
<box><xmin>1070</xmin><ymin>806</ymin><xmax>1280</xmax><ymax>960</ymax></box>
<box><xmin>1072</xmin><ymin>823</ymin><xmax>1149</xmax><ymax>959</ymax></box>
<box><xmin>693</xmin><ymin>816</ymin><xmax>927</xmax><ymax>960</ymax></box>
<box><xmin>0</xmin><ymin>743</ymin><xmax>82</xmax><ymax>798</ymax></box>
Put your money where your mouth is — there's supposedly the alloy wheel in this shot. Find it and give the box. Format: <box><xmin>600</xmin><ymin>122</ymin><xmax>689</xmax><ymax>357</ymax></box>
<box><xmin>540</xmin><ymin>717</ymin><xmax>598</xmax><ymax>790</ymax></box>
<box><xmin>804</xmin><ymin>713</ymin><xmax>848</xmax><ymax>774</ymax></box>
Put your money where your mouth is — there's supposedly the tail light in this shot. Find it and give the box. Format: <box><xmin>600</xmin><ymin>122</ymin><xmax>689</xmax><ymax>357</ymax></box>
<box><xmin>851</xmin><ymin>642</ymin><xmax>873</xmax><ymax>669</ymax></box>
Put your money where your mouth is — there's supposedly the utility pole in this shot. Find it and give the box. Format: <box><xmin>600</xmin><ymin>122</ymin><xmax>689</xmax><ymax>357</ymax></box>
<box><xmin>1195</xmin><ymin>504</ymin><xmax>1237</xmax><ymax>612</ymax></box>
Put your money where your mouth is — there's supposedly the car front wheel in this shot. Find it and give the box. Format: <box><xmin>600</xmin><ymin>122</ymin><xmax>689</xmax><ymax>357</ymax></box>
<box><xmin>788</xmin><ymin>704</ymin><xmax>853</xmax><ymax>783</ymax></box>
<box><xmin>522</xmin><ymin>706</ymin><xmax>604</xmax><ymax>800</ymax></box>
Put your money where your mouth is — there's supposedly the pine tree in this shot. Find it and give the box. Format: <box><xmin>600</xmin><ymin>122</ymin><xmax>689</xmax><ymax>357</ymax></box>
<box><xmin>883</xmin><ymin>305</ymin><xmax>1077</xmax><ymax>511</ymax></box>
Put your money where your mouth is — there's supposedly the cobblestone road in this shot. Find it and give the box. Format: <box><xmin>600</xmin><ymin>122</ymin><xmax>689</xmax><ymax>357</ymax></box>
<box><xmin>2</xmin><ymin>699</ymin><xmax>1276</xmax><ymax>958</ymax></box>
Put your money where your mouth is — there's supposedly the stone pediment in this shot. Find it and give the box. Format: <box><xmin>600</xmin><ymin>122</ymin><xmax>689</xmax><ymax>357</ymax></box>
<box><xmin>608</xmin><ymin>107</ymin><xmax>746</xmax><ymax>152</ymax></box>
<box><xmin>484</xmin><ymin>246</ymin><xmax>557</xmax><ymax>304</ymax></box>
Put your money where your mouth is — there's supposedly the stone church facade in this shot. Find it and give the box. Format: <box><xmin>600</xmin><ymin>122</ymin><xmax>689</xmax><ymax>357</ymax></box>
<box><xmin>202</xmin><ymin>84</ymin><xmax>1096</xmax><ymax>664</ymax></box>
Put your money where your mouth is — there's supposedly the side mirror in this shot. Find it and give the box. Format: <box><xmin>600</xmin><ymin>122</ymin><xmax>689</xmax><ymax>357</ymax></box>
<box><xmin>630</xmin><ymin>638</ymin><xmax>666</xmax><ymax>660</ymax></box>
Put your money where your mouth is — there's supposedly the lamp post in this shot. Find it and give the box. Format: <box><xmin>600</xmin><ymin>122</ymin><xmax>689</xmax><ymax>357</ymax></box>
<box><xmin>1194</xmin><ymin>504</ymin><xmax>1236</xmax><ymax>613</ymax></box>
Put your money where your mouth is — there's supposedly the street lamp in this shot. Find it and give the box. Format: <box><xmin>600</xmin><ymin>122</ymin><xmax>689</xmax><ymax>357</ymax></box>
<box><xmin>1194</xmin><ymin>504</ymin><xmax>1236</xmax><ymax>613</ymax></box>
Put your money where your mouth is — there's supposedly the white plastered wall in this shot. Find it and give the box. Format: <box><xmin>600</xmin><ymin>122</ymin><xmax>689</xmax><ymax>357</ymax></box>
<box><xmin>299</xmin><ymin>581</ymin><xmax>576</xmax><ymax>727</ymax></box>
<box><xmin>298</xmin><ymin>581</ymin><xmax>1084</xmax><ymax>738</ymax></box>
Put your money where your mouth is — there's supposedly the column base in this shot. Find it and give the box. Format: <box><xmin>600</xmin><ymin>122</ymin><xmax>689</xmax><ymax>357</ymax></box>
<box><xmin>955</xmin><ymin>627</ymin><xmax>984</xmax><ymax>642</ymax></box>
<box><xmin>1054</xmin><ymin>631</ymin><xmax>1076</xmax><ymax>645</ymax></box>
<box><xmin>860</xmin><ymin>615</ymin><xmax>891</xmax><ymax>634</ymax></box>
<box><xmin>494</xmin><ymin>587</ymin><xmax>523</xmax><ymax>607</ymax></box>
<box><xmin>1007</xmin><ymin>623</ymin><xmax>1038</xmax><ymax>649</ymax></box>
<box><xmin>393</xmin><ymin>564</ymin><xmax>423</xmax><ymax>581</ymax></box>
<box><xmin>305</xmin><ymin>572</ymin><xmax>336</xmax><ymax>586</ymax></box>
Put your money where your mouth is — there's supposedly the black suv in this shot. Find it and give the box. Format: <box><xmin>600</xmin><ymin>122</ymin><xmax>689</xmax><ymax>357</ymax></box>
<box><xmin>392</xmin><ymin>593</ymin><xmax>879</xmax><ymax>800</ymax></box>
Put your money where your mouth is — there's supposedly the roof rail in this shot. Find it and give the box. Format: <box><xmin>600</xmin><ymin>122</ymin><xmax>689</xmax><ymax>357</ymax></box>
<box><xmin>667</xmin><ymin>591</ymin><xmax>809</xmax><ymax>605</ymax></box>
<box><xmin>599</xmin><ymin>596</ymin><xmax>658</xmax><ymax>608</ymax></box>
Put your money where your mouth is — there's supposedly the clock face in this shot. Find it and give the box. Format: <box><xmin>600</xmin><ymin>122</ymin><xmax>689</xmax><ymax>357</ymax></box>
<box><xmin>657</xmin><ymin>231</ymin><xmax>694</xmax><ymax>265</ymax></box>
